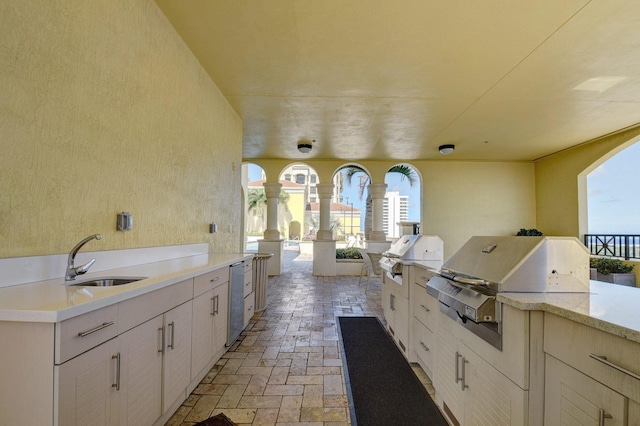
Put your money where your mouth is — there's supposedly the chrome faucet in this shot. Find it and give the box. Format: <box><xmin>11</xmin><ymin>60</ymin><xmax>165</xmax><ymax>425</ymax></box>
<box><xmin>65</xmin><ymin>234</ymin><xmax>102</xmax><ymax>281</ymax></box>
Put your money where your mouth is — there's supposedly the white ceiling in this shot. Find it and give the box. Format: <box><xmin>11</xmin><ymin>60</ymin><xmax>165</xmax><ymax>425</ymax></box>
<box><xmin>155</xmin><ymin>0</ymin><xmax>640</xmax><ymax>162</ymax></box>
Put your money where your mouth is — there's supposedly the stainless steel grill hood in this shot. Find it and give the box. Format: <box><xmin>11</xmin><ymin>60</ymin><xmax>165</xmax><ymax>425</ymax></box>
<box><xmin>440</xmin><ymin>236</ymin><xmax>590</xmax><ymax>293</ymax></box>
<box><xmin>426</xmin><ymin>236</ymin><xmax>590</xmax><ymax>350</ymax></box>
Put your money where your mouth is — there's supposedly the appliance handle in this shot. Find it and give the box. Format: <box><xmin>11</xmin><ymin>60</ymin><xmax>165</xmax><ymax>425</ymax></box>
<box><xmin>452</xmin><ymin>276</ymin><xmax>489</xmax><ymax>286</ymax></box>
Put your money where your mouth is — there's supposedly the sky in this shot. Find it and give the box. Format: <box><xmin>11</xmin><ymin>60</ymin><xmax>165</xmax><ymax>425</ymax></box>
<box><xmin>587</xmin><ymin>142</ymin><xmax>640</xmax><ymax>234</ymax></box>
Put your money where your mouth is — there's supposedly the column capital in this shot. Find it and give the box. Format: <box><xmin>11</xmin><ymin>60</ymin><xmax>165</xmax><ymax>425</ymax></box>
<box><xmin>263</xmin><ymin>182</ymin><xmax>283</xmax><ymax>198</ymax></box>
<box><xmin>368</xmin><ymin>183</ymin><xmax>388</xmax><ymax>199</ymax></box>
<box><xmin>315</xmin><ymin>183</ymin><xmax>335</xmax><ymax>199</ymax></box>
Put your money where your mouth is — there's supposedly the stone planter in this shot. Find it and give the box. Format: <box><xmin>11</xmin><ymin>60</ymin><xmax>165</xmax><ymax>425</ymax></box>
<box><xmin>595</xmin><ymin>272</ymin><xmax>636</xmax><ymax>287</ymax></box>
<box><xmin>336</xmin><ymin>259</ymin><xmax>364</xmax><ymax>276</ymax></box>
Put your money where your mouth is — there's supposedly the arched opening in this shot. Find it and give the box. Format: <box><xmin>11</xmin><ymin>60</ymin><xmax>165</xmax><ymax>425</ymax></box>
<box><xmin>278</xmin><ymin>163</ymin><xmax>319</xmax><ymax>241</ymax></box>
<box><xmin>333</xmin><ymin>165</ymin><xmax>371</xmax><ymax>245</ymax></box>
<box><xmin>583</xmin><ymin>141</ymin><xmax>640</xmax><ymax>266</ymax></box>
<box><xmin>384</xmin><ymin>164</ymin><xmax>421</xmax><ymax>240</ymax></box>
<box><xmin>243</xmin><ymin>162</ymin><xmax>267</xmax><ymax>252</ymax></box>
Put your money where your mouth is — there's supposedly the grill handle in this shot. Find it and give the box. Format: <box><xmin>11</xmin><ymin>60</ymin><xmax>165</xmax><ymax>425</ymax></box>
<box><xmin>452</xmin><ymin>276</ymin><xmax>490</xmax><ymax>286</ymax></box>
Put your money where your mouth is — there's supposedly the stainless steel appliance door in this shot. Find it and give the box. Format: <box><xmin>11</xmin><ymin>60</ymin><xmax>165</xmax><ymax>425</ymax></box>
<box><xmin>227</xmin><ymin>261</ymin><xmax>245</xmax><ymax>346</ymax></box>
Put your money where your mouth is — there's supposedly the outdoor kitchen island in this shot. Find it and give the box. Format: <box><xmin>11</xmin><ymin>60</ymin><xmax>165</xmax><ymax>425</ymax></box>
<box><xmin>411</xmin><ymin>260</ymin><xmax>640</xmax><ymax>426</ymax></box>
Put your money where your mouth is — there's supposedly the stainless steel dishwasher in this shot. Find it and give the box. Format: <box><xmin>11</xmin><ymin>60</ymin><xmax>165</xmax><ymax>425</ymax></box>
<box><xmin>227</xmin><ymin>260</ymin><xmax>245</xmax><ymax>346</ymax></box>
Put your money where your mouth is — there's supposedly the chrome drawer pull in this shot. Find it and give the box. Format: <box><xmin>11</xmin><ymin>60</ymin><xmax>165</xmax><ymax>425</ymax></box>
<box><xmin>455</xmin><ymin>351</ymin><xmax>462</xmax><ymax>383</ymax></box>
<box><xmin>599</xmin><ymin>408</ymin><xmax>612</xmax><ymax>426</ymax></box>
<box><xmin>77</xmin><ymin>321</ymin><xmax>114</xmax><ymax>337</ymax></box>
<box><xmin>420</xmin><ymin>304</ymin><xmax>430</xmax><ymax>313</ymax></box>
<box><xmin>419</xmin><ymin>341</ymin><xmax>429</xmax><ymax>352</ymax></box>
<box><xmin>168</xmin><ymin>322</ymin><xmax>175</xmax><ymax>350</ymax></box>
<box><xmin>590</xmin><ymin>353</ymin><xmax>640</xmax><ymax>381</ymax></box>
<box><xmin>461</xmin><ymin>357</ymin><xmax>469</xmax><ymax>391</ymax></box>
<box><xmin>112</xmin><ymin>353</ymin><xmax>121</xmax><ymax>390</ymax></box>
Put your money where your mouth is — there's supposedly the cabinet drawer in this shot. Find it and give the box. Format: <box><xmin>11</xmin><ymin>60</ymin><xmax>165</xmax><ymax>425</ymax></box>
<box><xmin>244</xmin><ymin>261</ymin><xmax>253</xmax><ymax>274</ymax></box>
<box><xmin>412</xmin><ymin>282</ymin><xmax>437</xmax><ymax>329</ymax></box>
<box><xmin>243</xmin><ymin>270</ymin><xmax>253</xmax><ymax>298</ymax></box>
<box><xmin>55</xmin><ymin>304</ymin><xmax>118</xmax><ymax>364</ymax></box>
<box><xmin>244</xmin><ymin>292</ymin><xmax>255</xmax><ymax>327</ymax></box>
<box><xmin>544</xmin><ymin>313</ymin><xmax>640</xmax><ymax>402</ymax></box>
<box><xmin>413</xmin><ymin>317</ymin><xmax>434</xmax><ymax>377</ymax></box>
<box><xmin>194</xmin><ymin>267</ymin><xmax>230</xmax><ymax>296</ymax></box>
<box><xmin>118</xmin><ymin>279</ymin><xmax>192</xmax><ymax>334</ymax></box>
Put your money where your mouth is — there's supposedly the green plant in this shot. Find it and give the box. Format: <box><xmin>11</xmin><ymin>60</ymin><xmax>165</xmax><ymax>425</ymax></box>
<box><xmin>336</xmin><ymin>248</ymin><xmax>363</xmax><ymax>259</ymax></box>
<box><xmin>590</xmin><ymin>257</ymin><xmax>634</xmax><ymax>275</ymax></box>
<box><xmin>516</xmin><ymin>228</ymin><xmax>543</xmax><ymax>236</ymax></box>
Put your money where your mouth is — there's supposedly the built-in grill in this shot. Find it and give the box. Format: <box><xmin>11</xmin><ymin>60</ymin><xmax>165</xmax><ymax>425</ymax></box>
<box><xmin>380</xmin><ymin>235</ymin><xmax>444</xmax><ymax>285</ymax></box>
<box><xmin>427</xmin><ymin>236</ymin><xmax>590</xmax><ymax>350</ymax></box>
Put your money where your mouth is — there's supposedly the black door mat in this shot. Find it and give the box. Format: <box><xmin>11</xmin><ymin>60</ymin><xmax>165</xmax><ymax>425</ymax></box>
<box><xmin>338</xmin><ymin>316</ymin><xmax>448</xmax><ymax>426</ymax></box>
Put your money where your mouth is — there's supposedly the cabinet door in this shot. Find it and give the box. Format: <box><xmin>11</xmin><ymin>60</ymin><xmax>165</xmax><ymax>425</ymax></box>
<box><xmin>212</xmin><ymin>282</ymin><xmax>229</xmax><ymax>354</ymax></box>
<box><xmin>244</xmin><ymin>291</ymin><xmax>255</xmax><ymax>328</ymax></box>
<box><xmin>56</xmin><ymin>338</ymin><xmax>119</xmax><ymax>426</ymax></box>
<box><xmin>163</xmin><ymin>301</ymin><xmax>193</xmax><ymax>412</ymax></box>
<box><xmin>464</xmin><ymin>348</ymin><xmax>526</xmax><ymax>425</ymax></box>
<box><xmin>434</xmin><ymin>328</ymin><xmax>465</xmax><ymax>425</ymax></box>
<box><xmin>545</xmin><ymin>355</ymin><xmax>626</xmax><ymax>426</ymax></box>
<box><xmin>191</xmin><ymin>290</ymin><xmax>214</xmax><ymax>381</ymax></box>
<box><xmin>118</xmin><ymin>315</ymin><xmax>163</xmax><ymax>426</ymax></box>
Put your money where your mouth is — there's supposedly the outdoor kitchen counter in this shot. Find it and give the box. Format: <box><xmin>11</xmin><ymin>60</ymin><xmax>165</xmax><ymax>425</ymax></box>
<box><xmin>0</xmin><ymin>252</ymin><xmax>253</xmax><ymax>323</ymax></box>
<box><xmin>498</xmin><ymin>281</ymin><xmax>640</xmax><ymax>344</ymax></box>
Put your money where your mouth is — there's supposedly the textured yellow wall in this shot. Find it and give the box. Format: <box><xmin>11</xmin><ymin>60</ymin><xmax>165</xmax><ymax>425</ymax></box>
<box><xmin>0</xmin><ymin>0</ymin><xmax>243</xmax><ymax>257</ymax></box>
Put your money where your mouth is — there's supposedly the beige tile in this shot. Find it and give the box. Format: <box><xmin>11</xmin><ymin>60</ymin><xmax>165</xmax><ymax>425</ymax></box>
<box><xmin>276</xmin><ymin>408</ymin><xmax>301</xmax><ymax>423</ymax></box>
<box><xmin>212</xmin><ymin>374</ymin><xmax>252</xmax><ymax>385</ymax></box>
<box><xmin>237</xmin><ymin>395</ymin><xmax>282</xmax><ymax>408</ymax></box>
<box><xmin>184</xmin><ymin>395</ymin><xmax>219</xmax><ymax>423</ymax></box>
<box><xmin>215</xmin><ymin>384</ymin><xmax>247</xmax><ymax>408</ymax></box>
<box><xmin>263</xmin><ymin>384</ymin><xmax>304</xmax><ymax>396</ymax></box>
<box><xmin>323</xmin><ymin>375</ymin><xmax>344</xmax><ymax>395</ymax></box>
<box><xmin>252</xmin><ymin>408</ymin><xmax>279</xmax><ymax>425</ymax></box>
<box><xmin>244</xmin><ymin>374</ymin><xmax>269</xmax><ymax>396</ymax></box>
<box><xmin>301</xmin><ymin>384</ymin><xmax>323</xmax><ymax>408</ymax></box>
<box><xmin>280</xmin><ymin>395</ymin><xmax>303</xmax><ymax>410</ymax></box>
<box><xmin>300</xmin><ymin>407</ymin><xmax>348</xmax><ymax>422</ymax></box>
<box><xmin>286</xmin><ymin>375</ymin><xmax>323</xmax><ymax>385</ymax></box>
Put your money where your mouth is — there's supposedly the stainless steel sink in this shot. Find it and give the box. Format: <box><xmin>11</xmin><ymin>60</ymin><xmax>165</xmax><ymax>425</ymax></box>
<box><xmin>69</xmin><ymin>276</ymin><xmax>147</xmax><ymax>287</ymax></box>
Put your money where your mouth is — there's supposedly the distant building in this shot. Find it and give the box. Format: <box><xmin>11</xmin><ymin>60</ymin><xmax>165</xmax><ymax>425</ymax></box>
<box><xmin>247</xmin><ymin>179</ymin><xmax>307</xmax><ymax>239</ymax></box>
<box><xmin>383</xmin><ymin>191</ymin><xmax>409</xmax><ymax>238</ymax></box>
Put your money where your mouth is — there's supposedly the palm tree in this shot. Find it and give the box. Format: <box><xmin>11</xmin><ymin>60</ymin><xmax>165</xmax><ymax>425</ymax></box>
<box><xmin>342</xmin><ymin>164</ymin><xmax>417</xmax><ymax>239</ymax></box>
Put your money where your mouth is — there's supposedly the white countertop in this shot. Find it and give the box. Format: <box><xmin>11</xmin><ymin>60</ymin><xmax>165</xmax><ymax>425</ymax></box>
<box><xmin>0</xmin><ymin>253</ymin><xmax>253</xmax><ymax>323</ymax></box>
<box><xmin>498</xmin><ymin>281</ymin><xmax>640</xmax><ymax>344</ymax></box>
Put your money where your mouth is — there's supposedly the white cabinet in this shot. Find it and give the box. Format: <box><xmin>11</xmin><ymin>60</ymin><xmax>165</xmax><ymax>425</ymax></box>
<box><xmin>117</xmin><ymin>315</ymin><xmax>164</xmax><ymax>426</ymax></box>
<box><xmin>56</xmin><ymin>337</ymin><xmax>120</xmax><ymax>425</ymax></box>
<box><xmin>545</xmin><ymin>355</ymin><xmax>625</xmax><ymax>425</ymax></box>
<box><xmin>434</xmin><ymin>323</ymin><xmax>526</xmax><ymax>425</ymax></box>
<box><xmin>243</xmin><ymin>264</ymin><xmax>254</xmax><ymax>328</ymax></box>
<box><xmin>162</xmin><ymin>301</ymin><xmax>193</xmax><ymax>413</ymax></box>
<box><xmin>544</xmin><ymin>313</ymin><xmax>640</xmax><ymax>425</ymax></box>
<box><xmin>56</xmin><ymin>300</ymin><xmax>193</xmax><ymax>426</ymax></box>
<box><xmin>382</xmin><ymin>266</ymin><xmax>410</xmax><ymax>355</ymax></box>
<box><xmin>409</xmin><ymin>268</ymin><xmax>439</xmax><ymax>377</ymax></box>
<box><xmin>191</xmin><ymin>267</ymin><xmax>229</xmax><ymax>383</ymax></box>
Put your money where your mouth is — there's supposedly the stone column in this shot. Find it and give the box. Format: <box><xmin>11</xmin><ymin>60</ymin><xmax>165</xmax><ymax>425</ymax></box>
<box><xmin>315</xmin><ymin>183</ymin><xmax>335</xmax><ymax>241</ymax></box>
<box><xmin>259</xmin><ymin>182</ymin><xmax>284</xmax><ymax>276</ymax></box>
<box><xmin>262</xmin><ymin>182</ymin><xmax>282</xmax><ymax>241</ymax></box>
<box><xmin>368</xmin><ymin>183</ymin><xmax>388</xmax><ymax>242</ymax></box>
<box><xmin>313</xmin><ymin>183</ymin><xmax>336</xmax><ymax>276</ymax></box>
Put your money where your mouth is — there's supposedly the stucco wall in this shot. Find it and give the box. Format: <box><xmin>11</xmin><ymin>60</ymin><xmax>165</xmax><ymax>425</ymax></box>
<box><xmin>418</xmin><ymin>161</ymin><xmax>536</xmax><ymax>259</ymax></box>
<box><xmin>0</xmin><ymin>0</ymin><xmax>243</xmax><ymax>258</ymax></box>
<box><xmin>535</xmin><ymin>126</ymin><xmax>640</xmax><ymax>237</ymax></box>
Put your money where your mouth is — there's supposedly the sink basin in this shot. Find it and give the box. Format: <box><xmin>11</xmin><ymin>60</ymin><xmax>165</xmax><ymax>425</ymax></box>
<box><xmin>69</xmin><ymin>276</ymin><xmax>147</xmax><ymax>287</ymax></box>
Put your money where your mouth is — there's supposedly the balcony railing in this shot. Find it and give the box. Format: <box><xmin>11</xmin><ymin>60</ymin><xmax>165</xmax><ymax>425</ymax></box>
<box><xmin>584</xmin><ymin>234</ymin><xmax>640</xmax><ymax>260</ymax></box>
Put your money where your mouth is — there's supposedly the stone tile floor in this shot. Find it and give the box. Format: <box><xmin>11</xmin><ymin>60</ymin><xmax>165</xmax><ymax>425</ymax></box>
<box><xmin>165</xmin><ymin>248</ymin><xmax>434</xmax><ymax>426</ymax></box>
